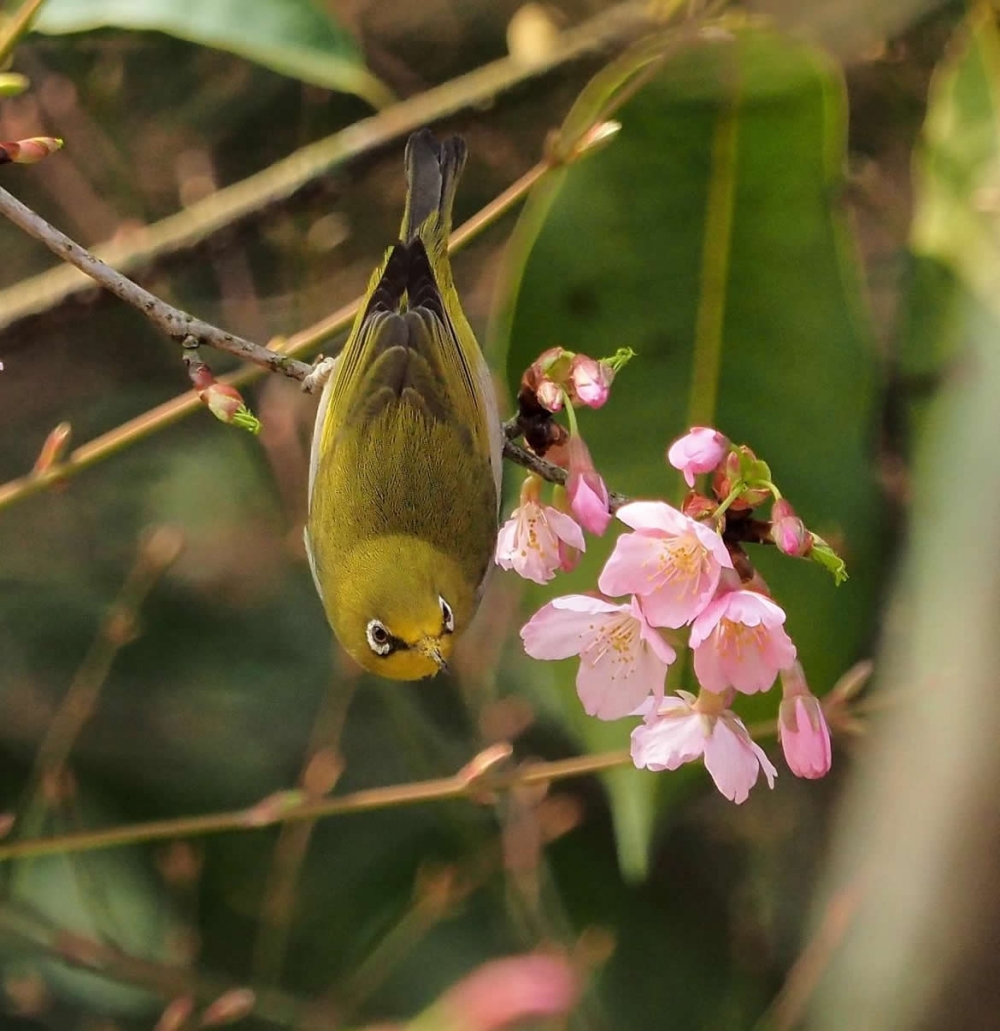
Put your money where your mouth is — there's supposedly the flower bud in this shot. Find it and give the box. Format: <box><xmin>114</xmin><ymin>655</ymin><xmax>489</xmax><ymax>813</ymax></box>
<box><xmin>711</xmin><ymin>446</ymin><xmax>771</xmax><ymax>511</ymax></box>
<box><xmin>199</xmin><ymin>382</ymin><xmax>261</xmax><ymax>435</ymax></box>
<box><xmin>0</xmin><ymin>136</ymin><xmax>63</xmax><ymax>165</ymax></box>
<box><xmin>778</xmin><ymin>662</ymin><xmax>832</xmax><ymax>779</ymax></box>
<box><xmin>680</xmin><ymin>491</ymin><xmax>717</xmax><ymax>521</ymax></box>
<box><xmin>566</xmin><ymin>354</ymin><xmax>613</xmax><ymax>408</ymax></box>
<box><xmin>770</xmin><ymin>499</ymin><xmax>811</xmax><ymax>557</ymax></box>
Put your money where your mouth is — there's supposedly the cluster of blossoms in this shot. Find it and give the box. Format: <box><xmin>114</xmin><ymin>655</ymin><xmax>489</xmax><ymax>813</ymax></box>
<box><xmin>496</xmin><ymin>352</ymin><xmax>844</xmax><ymax>804</ymax></box>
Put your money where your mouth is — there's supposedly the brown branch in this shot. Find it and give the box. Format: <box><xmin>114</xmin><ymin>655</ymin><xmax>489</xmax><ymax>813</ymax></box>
<box><xmin>0</xmin><ymin>158</ymin><xmax>560</xmax><ymax>514</ymax></box>
<box><xmin>0</xmin><ymin>902</ymin><xmax>304</xmax><ymax>1029</ymax></box>
<box><xmin>0</xmin><ymin>183</ymin><xmax>312</xmax><ymax>381</ymax></box>
<box><xmin>0</xmin><ymin>0</ymin><xmax>655</xmax><ymax>332</ymax></box>
<box><xmin>502</xmin><ymin>436</ymin><xmax>631</xmax><ymax>511</ymax></box>
<box><xmin>0</xmin><ymin>749</ymin><xmax>631</xmax><ymax>864</ymax></box>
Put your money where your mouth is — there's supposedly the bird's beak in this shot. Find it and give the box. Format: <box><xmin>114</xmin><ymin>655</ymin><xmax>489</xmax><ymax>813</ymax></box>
<box><xmin>416</xmin><ymin>637</ymin><xmax>448</xmax><ymax>674</ymax></box>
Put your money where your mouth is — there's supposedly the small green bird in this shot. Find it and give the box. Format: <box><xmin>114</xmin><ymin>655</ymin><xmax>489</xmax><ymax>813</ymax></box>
<box><xmin>305</xmin><ymin>130</ymin><xmax>501</xmax><ymax>680</ymax></box>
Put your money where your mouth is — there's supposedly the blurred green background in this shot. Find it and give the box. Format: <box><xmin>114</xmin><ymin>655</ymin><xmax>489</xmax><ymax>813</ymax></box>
<box><xmin>0</xmin><ymin>0</ymin><xmax>998</xmax><ymax>1029</ymax></box>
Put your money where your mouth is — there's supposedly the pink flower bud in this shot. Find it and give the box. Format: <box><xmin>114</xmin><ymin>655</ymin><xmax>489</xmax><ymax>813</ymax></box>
<box><xmin>777</xmin><ymin>661</ymin><xmax>831</xmax><ymax>778</ymax></box>
<box><xmin>567</xmin><ymin>354</ymin><xmax>613</xmax><ymax>408</ymax></box>
<box><xmin>770</xmin><ymin>499</ymin><xmax>811</xmax><ymax>557</ymax></box>
<box><xmin>565</xmin><ymin>435</ymin><xmax>611</xmax><ymax>535</ymax></box>
<box><xmin>667</xmin><ymin>427</ymin><xmax>729</xmax><ymax>487</ymax></box>
<box><xmin>0</xmin><ymin>136</ymin><xmax>63</xmax><ymax>165</ymax></box>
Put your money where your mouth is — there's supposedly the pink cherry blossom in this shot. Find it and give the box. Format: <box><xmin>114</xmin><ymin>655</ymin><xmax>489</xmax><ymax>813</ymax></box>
<box><xmin>597</xmin><ymin>501</ymin><xmax>732</xmax><ymax>628</ymax></box>
<box><xmin>667</xmin><ymin>427</ymin><xmax>729</xmax><ymax>487</ymax></box>
<box><xmin>778</xmin><ymin>692</ymin><xmax>832</xmax><ymax>779</ymax></box>
<box><xmin>567</xmin><ymin>354</ymin><xmax>613</xmax><ymax>408</ymax></box>
<box><xmin>630</xmin><ymin>693</ymin><xmax>777</xmax><ymax>803</ymax></box>
<box><xmin>437</xmin><ymin>953</ymin><xmax>578</xmax><ymax>1031</ymax></box>
<box><xmin>690</xmin><ymin>588</ymin><xmax>796</xmax><ymax>694</ymax></box>
<box><xmin>521</xmin><ymin>594</ymin><xmax>676</xmax><ymax>720</ymax></box>
<box><xmin>566</xmin><ymin>435</ymin><xmax>611</xmax><ymax>536</ymax></box>
<box><xmin>495</xmin><ymin>491</ymin><xmax>586</xmax><ymax>585</ymax></box>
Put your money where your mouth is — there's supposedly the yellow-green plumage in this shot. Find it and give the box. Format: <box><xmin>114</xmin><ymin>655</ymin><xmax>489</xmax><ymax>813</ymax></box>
<box><xmin>306</xmin><ymin>130</ymin><xmax>501</xmax><ymax>680</ymax></box>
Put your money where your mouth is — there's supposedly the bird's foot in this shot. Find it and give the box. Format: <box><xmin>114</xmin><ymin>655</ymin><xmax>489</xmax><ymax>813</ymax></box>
<box><xmin>302</xmin><ymin>354</ymin><xmax>339</xmax><ymax>394</ymax></box>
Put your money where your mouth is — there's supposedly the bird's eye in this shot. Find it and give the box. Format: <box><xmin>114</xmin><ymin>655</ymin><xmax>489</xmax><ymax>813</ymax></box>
<box><xmin>439</xmin><ymin>595</ymin><xmax>454</xmax><ymax>634</ymax></box>
<box><xmin>366</xmin><ymin>619</ymin><xmax>392</xmax><ymax>656</ymax></box>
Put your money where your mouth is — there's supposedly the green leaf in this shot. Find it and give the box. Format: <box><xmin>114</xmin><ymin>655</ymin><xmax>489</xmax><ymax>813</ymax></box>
<box><xmin>30</xmin><ymin>0</ymin><xmax>394</xmax><ymax>109</ymax></box>
<box><xmin>491</xmin><ymin>26</ymin><xmax>883</xmax><ymax>876</ymax></box>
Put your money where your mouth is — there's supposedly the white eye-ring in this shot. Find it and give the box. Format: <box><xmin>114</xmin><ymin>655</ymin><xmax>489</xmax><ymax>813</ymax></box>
<box><xmin>439</xmin><ymin>595</ymin><xmax>454</xmax><ymax>634</ymax></box>
<box><xmin>366</xmin><ymin>619</ymin><xmax>392</xmax><ymax>656</ymax></box>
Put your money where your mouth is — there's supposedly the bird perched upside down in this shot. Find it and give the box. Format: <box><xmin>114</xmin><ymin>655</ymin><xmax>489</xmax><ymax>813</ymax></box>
<box><xmin>305</xmin><ymin>130</ymin><xmax>502</xmax><ymax>680</ymax></box>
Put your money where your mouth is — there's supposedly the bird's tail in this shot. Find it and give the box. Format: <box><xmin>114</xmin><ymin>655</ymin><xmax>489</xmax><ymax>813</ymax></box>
<box><xmin>400</xmin><ymin>129</ymin><xmax>467</xmax><ymax>248</ymax></box>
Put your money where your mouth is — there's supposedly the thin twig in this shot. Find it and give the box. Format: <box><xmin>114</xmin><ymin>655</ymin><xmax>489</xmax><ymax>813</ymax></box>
<box><xmin>0</xmin><ymin>183</ymin><xmax>311</xmax><ymax>380</ymax></box>
<box><xmin>0</xmin><ymin>1</ymin><xmax>655</xmax><ymax>332</ymax></box>
<box><xmin>0</xmin><ymin>158</ymin><xmax>559</xmax><ymax>514</ymax></box>
<box><xmin>0</xmin><ymin>902</ymin><xmax>304</xmax><ymax>1029</ymax></box>
<box><xmin>0</xmin><ymin>750</ymin><xmax>631</xmax><ymax>864</ymax></box>
<box><xmin>502</xmin><ymin>437</ymin><xmax>631</xmax><ymax>510</ymax></box>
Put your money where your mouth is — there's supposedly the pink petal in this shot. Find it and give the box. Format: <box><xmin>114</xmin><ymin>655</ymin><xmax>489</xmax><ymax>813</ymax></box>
<box><xmin>614</xmin><ymin>500</ymin><xmax>690</xmax><ymax>534</ymax></box>
<box><xmin>598</xmin><ymin>530</ymin><xmax>665</xmax><ymax>599</ymax></box>
<box><xmin>521</xmin><ymin>595</ymin><xmax>623</xmax><ymax>660</ymax></box>
<box><xmin>546</xmin><ymin>508</ymin><xmax>587</xmax><ymax>551</ymax></box>
<box><xmin>567</xmin><ymin>474</ymin><xmax>611</xmax><ymax>536</ymax></box>
<box><xmin>630</xmin><ymin>707</ymin><xmax>707</xmax><ymax>771</ymax></box>
<box><xmin>717</xmin><ymin>590</ymin><xmax>787</xmax><ymax>628</ymax></box>
<box><xmin>702</xmin><ymin>720</ymin><xmax>770</xmax><ymax>803</ymax></box>
<box><xmin>576</xmin><ymin>637</ymin><xmax>667</xmax><ymax>720</ymax></box>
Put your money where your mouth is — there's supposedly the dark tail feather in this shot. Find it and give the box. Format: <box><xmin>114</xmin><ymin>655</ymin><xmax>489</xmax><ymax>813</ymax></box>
<box><xmin>401</xmin><ymin>129</ymin><xmax>467</xmax><ymax>244</ymax></box>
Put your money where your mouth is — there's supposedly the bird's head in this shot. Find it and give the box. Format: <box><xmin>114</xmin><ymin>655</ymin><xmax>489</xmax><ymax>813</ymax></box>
<box><xmin>328</xmin><ymin>535</ymin><xmax>476</xmax><ymax>681</ymax></box>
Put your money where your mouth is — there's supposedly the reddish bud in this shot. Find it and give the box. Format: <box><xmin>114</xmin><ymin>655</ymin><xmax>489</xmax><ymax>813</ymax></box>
<box><xmin>770</xmin><ymin>499</ymin><xmax>811</xmax><ymax>557</ymax></box>
<box><xmin>198</xmin><ymin>381</ymin><xmax>261</xmax><ymax>435</ymax></box>
<box><xmin>31</xmin><ymin>421</ymin><xmax>72</xmax><ymax>475</ymax></box>
<box><xmin>680</xmin><ymin>491</ymin><xmax>717</xmax><ymax>521</ymax></box>
<box><xmin>0</xmin><ymin>137</ymin><xmax>63</xmax><ymax>165</ymax></box>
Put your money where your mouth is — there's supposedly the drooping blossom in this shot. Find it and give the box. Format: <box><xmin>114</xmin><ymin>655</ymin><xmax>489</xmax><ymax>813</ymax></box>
<box><xmin>567</xmin><ymin>354</ymin><xmax>613</xmax><ymax>408</ymax></box>
<box><xmin>667</xmin><ymin>427</ymin><xmax>729</xmax><ymax>487</ymax></box>
<box><xmin>630</xmin><ymin>692</ymin><xmax>777</xmax><ymax>804</ymax></box>
<box><xmin>495</xmin><ymin>478</ymin><xmax>586</xmax><ymax>585</ymax></box>
<box><xmin>690</xmin><ymin>587</ymin><xmax>796</xmax><ymax>694</ymax></box>
<box><xmin>521</xmin><ymin>594</ymin><xmax>675</xmax><ymax>720</ymax></box>
<box><xmin>598</xmin><ymin>501</ymin><xmax>732</xmax><ymax>628</ymax></box>
<box><xmin>777</xmin><ymin>661</ymin><xmax>832</xmax><ymax>778</ymax></box>
<box><xmin>566</xmin><ymin>435</ymin><xmax>611</xmax><ymax>535</ymax></box>
<box><xmin>431</xmin><ymin>953</ymin><xmax>578</xmax><ymax>1031</ymax></box>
